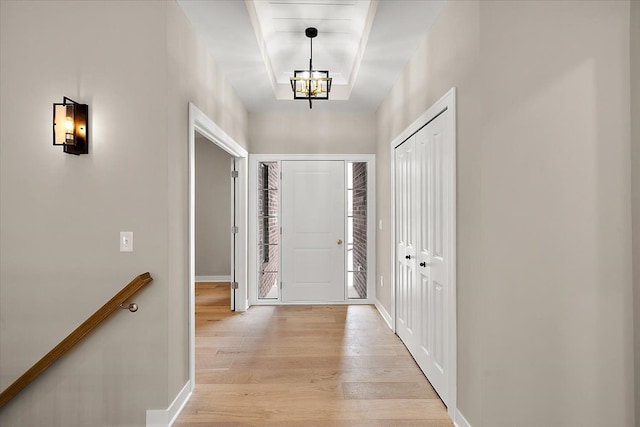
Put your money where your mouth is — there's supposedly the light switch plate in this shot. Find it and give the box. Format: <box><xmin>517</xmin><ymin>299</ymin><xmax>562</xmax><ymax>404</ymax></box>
<box><xmin>120</xmin><ymin>231</ymin><xmax>133</xmax><ymax>252</ymax></box>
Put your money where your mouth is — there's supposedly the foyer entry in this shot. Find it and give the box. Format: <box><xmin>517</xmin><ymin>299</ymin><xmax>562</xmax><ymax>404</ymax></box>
<box><xmin>248</xmin><ymin>155</ymin><xmax>376</xmax><ymax>305</ymax></box>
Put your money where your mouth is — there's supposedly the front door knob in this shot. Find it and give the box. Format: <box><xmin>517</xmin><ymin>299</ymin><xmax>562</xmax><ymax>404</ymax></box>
<box><xmin>337</xmin><ymin>239</ymin><xmax>343</xmax><ymax>245</ymax></box>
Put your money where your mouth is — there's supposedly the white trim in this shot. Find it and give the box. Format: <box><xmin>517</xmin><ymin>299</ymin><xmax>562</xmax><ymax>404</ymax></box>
<box><xmin>375</xmin><ymin>299</ymin><xmax>393</xmax><ymax>330</ymax></box>
<box><xmin>449</xmin><ymin>88</ymin><xmax>458</xmax><ymax>425</ymax></box>
<box><xmin>388</xmin><ymin>136</ymin><xmax>397</xmax><ymax>332</ymax></box>
<box><xmin>389</xmin><ymin>87</ymin><xmax>457</xmax><ymax>420</ymax></box>
<box><xmin>248</xmin><ymin>154</ymin><xmax>376</xmax><ymax>306</ymax></box>
<box><xmin>234</xmin><ymin>156</ymin><xmax>249</xmax><ymax>312</ymax></box>
<box><xmin>454</xmin><ymin>409</ymin><xmax>472</xmax><ymax>427</ymax></box>
<box><xmin>195</xmin><ymin>275</ymin><xmax>231</xmax><ymax>282</ymax></box>
<box><xmin>188</xmin><ymin>102</ymin><xmax>249</xmax><ymax>394</ymax></box>
<box><xmin>189</xmin><ymin>103</ymin><xmax>248</xmax><ymax>158</ymax></box>
<box><xmin>250</xmin><ymin>154</ymin><xmax>373</xmax><ymax>162</ymax></box>
<box><xmin>247</xmin><ymin>159</ymin><xmax>258</xmax><ymax>305</ymax></box>
<box><xmin>366</xmin><ymin>159</ymin><xmax>377</xmax><ymax>305</ymax></box>
<box><xmin>250</xmin><ymin>299</ymin><xmax>374</xmax><ymax>306</ymax></box>
<box><xmin>146</xmin><ymin>381</ymin><xmax>192</xmax><ymax>427</ymax></box>
<box><xmin>230</xmin><ymin>158</ymin><xmax>236</xmax><ymax>311</ymax></box>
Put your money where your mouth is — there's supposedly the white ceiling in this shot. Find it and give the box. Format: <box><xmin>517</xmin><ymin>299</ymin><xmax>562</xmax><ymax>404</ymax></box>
<box><xmin>177</xmin><ymin>0</ymin><xmax>445</xmax><ymax>113</ymax></box>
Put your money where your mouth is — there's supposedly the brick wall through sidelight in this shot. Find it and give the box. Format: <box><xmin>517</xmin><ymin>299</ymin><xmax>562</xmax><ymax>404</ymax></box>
<box><xmin>258</xmin><ymin>162</ymin><xmax>280</xmax><ymax>299</ymax></box>
<box><xmin>349</xmin><ymin>162</ymin><xmax>367</xmax><ymax>299</ymax></box>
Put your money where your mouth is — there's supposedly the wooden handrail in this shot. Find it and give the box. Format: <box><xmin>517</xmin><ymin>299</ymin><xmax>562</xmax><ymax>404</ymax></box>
<box><xmin>0</xmin><ymin>272</ymin><xmax>153</xmax><ymax>408</ymax></box>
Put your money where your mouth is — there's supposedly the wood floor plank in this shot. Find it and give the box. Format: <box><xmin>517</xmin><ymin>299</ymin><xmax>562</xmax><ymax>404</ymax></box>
<box><xmin>197</xmin><ymin>366</ymin><xmax>430</xmax><ymax>385</ymax></box>
<box><xmin>178</xmin><ymin>399</ymin><xmax>450</xmax><ymax>422</ymax></box>
<box><xmin>342</xmin><ymin>382</ymin><xmax>439</xmax><ymax>400</ymax></box>
<box><xmin>175</xmin><ymin>421</ymin><xmax>454</xmax><ymax>427</ymax></box>
<box><xmin>176</xmin><ymin>283</ymin><xmax>453</xmax><ymax>426</ymax></box>
<box><xmin>214</xmin><ymin>344</ymin><xmax>400</xmax><ymax>357</ymax></box>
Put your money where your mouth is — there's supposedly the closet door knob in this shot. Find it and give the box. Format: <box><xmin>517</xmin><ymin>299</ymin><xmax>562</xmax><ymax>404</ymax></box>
<box><xmin>405</xmin><ymin>255</ymin><xmax>411</xmax><ymax>259</ymax></box>
<box><xmin>419</xmin><ymin>262</ymin><xmax>427</xmax><ymax>267</ymax></box>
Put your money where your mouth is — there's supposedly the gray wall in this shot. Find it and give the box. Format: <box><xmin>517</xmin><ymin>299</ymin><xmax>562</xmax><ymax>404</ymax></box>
<box><xmin>0</xmin><ymin>0</ymin><xmax>248</xmax><ymax>424</ymax></box>
<box><xmin>376</xmin><ymin>1</ymin><xmax>634</xmax><ymax>426</ymax></box>
<box><xmin>632</xmin><ymin>0</ymin><xmax>640</xmax><ymax>423</ymax></box>
<box><xmin>165</xmin><ymin>0</ymin><xmax>247</xmax><ymax>402</ymax></box>
<box><xmin>249</xmin><ymin>112</ymin><xmax>376</xmax><ymax>154</ymax></box>
<box><xmin>195</xmin><ymin>134</ymin><xmax>231</xmax><ymax>277</ymax></box>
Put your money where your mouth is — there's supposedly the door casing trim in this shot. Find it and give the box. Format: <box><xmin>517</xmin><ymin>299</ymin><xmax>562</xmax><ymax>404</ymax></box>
<box><xmin>188</xmin><ymin>102</ymin><xmax>248</xmax><ymax>392</ymax></box>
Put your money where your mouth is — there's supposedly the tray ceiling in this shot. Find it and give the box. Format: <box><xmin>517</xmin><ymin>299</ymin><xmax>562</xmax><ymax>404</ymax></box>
<box><xmin>177</xmin><ymin>0</ymin><xmax>445</xmax><ymax>112</ymax></box>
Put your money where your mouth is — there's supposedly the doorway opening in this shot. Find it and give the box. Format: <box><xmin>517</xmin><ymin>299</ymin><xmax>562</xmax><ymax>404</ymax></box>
<box><xmin>194</xmin><ymin>134</ymin><xmax>233</xmax><ymax>307</ymax></box>
<box><xmin>188</xmin><ymin>102</ymin><xmax>248</xmax><ymax>390</ymax></box>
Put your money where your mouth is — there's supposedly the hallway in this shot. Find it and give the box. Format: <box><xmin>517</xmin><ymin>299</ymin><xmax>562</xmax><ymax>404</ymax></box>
<box><xmin>174</xmin><ymin>283</ymin><xmax>452</xmax><ymax>426</ymax></box>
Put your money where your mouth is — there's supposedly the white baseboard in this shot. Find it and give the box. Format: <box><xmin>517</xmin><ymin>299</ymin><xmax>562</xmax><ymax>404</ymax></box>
<box><xmin>375</xmin><ymin>299</ymin><xmax>393</xmax><ymax>331</ymax></box>
<box><xmin>454</xmin><ymin>408</ymin><xmax>472</xmax><ymax>427</ymax></box>
<box><xmin>195</xmin><ymin>275</ymin><xmax>231</xmax><ymax>282</ymax></box>
<box><xmin>146</xmin><ymin>381</ymin><xmax>192</xmax><ymax>427</ymax></box>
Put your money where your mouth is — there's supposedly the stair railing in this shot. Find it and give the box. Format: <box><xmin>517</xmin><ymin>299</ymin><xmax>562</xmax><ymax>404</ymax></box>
<box><xmin>0</xmin><ymin>272</ymin><xmax>153</xmax><ymax>408</ymax></box>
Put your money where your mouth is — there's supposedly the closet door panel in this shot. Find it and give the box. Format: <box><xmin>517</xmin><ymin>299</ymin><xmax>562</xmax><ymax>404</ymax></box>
<box><xmin>395</xmin><ymin>137</ymin><xmax>417</xmax><ymax>349</ymax></box>
<box><xmin>395</xmin><ymin>109</ymin><xmax>450</xmax><ymax>405</ymax></box>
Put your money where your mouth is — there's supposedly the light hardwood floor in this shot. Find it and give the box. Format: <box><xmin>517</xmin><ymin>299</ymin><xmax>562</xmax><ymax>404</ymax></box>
<box><xmin>174</xmin><ymin>282</ymin><xmax>453</xmax><ymax>427</ymax></box>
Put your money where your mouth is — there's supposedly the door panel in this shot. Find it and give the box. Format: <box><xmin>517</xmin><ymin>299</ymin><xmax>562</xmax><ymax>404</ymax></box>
<box><xmin>282</xmin><ymin>161</ymin><xmax>345</xmax><ymax>302</ymax></box>
<box><xmin>395</xmin><ymin>137</ymin><xmax>417</xmax><ymax>349</ymax></box>
<box><xmin>395</xmin><ymin>110</ymin><xmax>450</xmax><ymax>405</ymax></box>
<box><xmin>426</xmin><ymin>114</ymin><xmax>447</xmax><ymax>394</ymax></box>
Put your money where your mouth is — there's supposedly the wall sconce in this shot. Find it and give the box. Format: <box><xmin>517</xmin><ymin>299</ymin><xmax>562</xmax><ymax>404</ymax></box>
<box><xmin>53</xmin><ymin>97</ymin><xmax>88</xmax><ymax>155</ymax></box>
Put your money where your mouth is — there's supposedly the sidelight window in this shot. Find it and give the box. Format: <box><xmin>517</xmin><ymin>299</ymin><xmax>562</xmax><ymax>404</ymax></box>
<box><xmin>347</xmin><ymin>162</ymin><xmax>367</xmax><ymax>299</ymax></box>
<box><xmin>257</xmin><ymin>162</ymin><xmax>279</xmax><ymax>299</ymax></box>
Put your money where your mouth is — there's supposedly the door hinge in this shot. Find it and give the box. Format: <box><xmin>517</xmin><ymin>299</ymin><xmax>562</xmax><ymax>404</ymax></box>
<box><xmin>230</xmin><ymin>282</ymin><xmax>239</xmax><ymax>290</ymax></box>
<box><xmin>231</xmin><ymin>226</ymin><xmax>239</xmax><ymax>234</ymax></box>
<box><xmin>280</xmin><ymin>282</ymin><xmax>283</xmax><ymax>289</ymax></box>
<box><xmin>231</xmin><ymin>170</ymin><xmax>239</xmax><ymax>179</ymax></box>
<box><xmin>279</xmin><ymin>227</ymin><xmax>282</xmax><ymax>235</ymax></box>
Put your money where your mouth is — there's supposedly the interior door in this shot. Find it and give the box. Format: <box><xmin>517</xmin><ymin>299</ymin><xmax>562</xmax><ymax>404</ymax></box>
<box><xmin>414</xmin><ymin>112</ymin><xmax>448</xmax><ymax>397</ymax></box>
<box><xmin>395</xmin><ymin>137</ymin><xmax>417</xmax><ymax>350</ymax></box>
<box><xmin>281</xmin><ymin>161</ymin><xmax>345</xmax><ymax>302</ymax></box>
<box><xmin>231</xmin><ymin>157</ymin><xmax>237</xmax><ymax>310</ymax></box>
<box><xmin>395</xmin><ymin>109</ymin><xmax>451</xmax><ymax>405</ymax></box>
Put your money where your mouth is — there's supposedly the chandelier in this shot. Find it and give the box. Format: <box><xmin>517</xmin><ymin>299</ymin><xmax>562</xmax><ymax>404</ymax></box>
<box><xmin>290</xmin><ymin>27</ymin><xmax>332</xmax><ymax>109</ymax></box>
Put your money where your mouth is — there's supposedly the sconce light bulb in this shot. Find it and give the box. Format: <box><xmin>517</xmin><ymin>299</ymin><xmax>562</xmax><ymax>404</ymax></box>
<box><xmin>65</xmin><ymin>118</ymin><xmax>73</xmax><ymax>132</ymax></box>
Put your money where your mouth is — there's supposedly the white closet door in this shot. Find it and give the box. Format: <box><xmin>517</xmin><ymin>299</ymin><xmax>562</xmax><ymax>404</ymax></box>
<box><xmin>395</xmin><ymin>137</ymin><xmax>417</xmax><ymax>350</ymax></box>
<box><xmin>281</xmin><ymin>161</ymin><xmax>345</xmax><ymax>302</ymax></box>
<box><xmin>395</xmin><ymin>108</ymin><xmax>452</xmax><ymax>407</ymax></box>
<box><xmin>414</xmin><ymin>112</ymin><xmax>448</xmax><ymax>399</ymax></box>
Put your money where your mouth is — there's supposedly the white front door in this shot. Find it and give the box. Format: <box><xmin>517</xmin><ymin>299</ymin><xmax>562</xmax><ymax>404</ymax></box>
<box><xmin>395</xmin><ymin>108</ymin><xmax>452</xmax><ymax>407</ymax></box>
<box><xmin>281</xmin><ymin>161</ymin><xmax>345</xmax><ymax>302</ymax></box>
